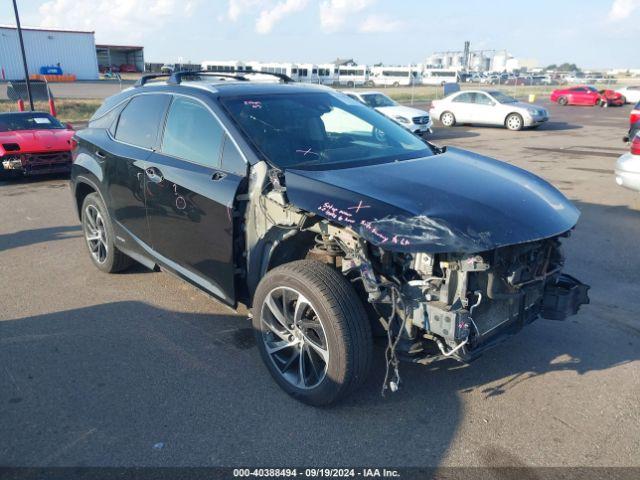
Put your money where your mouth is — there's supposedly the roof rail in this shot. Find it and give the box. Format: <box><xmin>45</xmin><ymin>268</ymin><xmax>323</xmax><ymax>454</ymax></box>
<box><xmin>167</xmin><ymin>70</ymin><xmax>295</xmax><ymax>85</ymax></box>
<box><xmin>134</xmin><ymin>73</ymin><xmax>171</xmax><ymax>87</ymax></box>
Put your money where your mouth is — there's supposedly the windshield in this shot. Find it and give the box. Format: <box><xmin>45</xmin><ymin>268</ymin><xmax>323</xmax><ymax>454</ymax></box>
<box><xmin>0</xmin><ymin>113</ymin><xmax>65</xmax><ymax>132</ymax></box>
<box><xmin>488</xmin><ymin>91</ymin><xmax>518</xmax><ymax>103</ymax></box>
<box><xmin>221</xmin><ymin>91</ymin><xmax>432</xmax><ymax>169</ymax></box>
<box><xmin>360</xmin><ymin>93</ymin><xmax>397</xmax><ymax>108</ymax></box>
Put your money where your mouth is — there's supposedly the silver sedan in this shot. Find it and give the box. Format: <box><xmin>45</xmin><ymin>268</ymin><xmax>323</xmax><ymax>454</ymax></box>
<box><xmin>430</xmin><ymin>90</ymin><xmax>548</xmax><ymax>131</ymax></box>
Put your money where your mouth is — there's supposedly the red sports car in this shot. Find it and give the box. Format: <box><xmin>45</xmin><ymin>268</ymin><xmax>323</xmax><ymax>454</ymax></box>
<box><xmin>0</xmin><ymin>111</ymin><xmax>75</xmax><ymax>176</ymax></box>
<box><xmin>550</xmin><ymin>85</ymin><xmax>602</xmax><ymax>106</ymax></box>
<box><xmin>599</xmin><ymin>89</ymin><xmax>625</xmax><ymax>107</ymax></box>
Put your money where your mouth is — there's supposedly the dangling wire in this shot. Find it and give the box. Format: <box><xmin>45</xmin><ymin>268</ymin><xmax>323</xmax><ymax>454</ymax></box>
<box><xmin>381</xmin><ymin>284</ymin><xmax>408</xmax><ymax>396</ymax></box>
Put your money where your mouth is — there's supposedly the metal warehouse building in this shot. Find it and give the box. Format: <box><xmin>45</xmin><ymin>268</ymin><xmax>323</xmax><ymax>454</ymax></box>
<box><xmin>0</xmin><ymin>25</ymin><xmax>99</xmax><ymax>80</ymax></box>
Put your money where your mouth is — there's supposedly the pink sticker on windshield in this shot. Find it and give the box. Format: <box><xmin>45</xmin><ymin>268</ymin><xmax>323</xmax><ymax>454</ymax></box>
<box><xmin>244</xmin><ymin>100</ymin><xmax>262</xmax><ymax>109</ymax></box>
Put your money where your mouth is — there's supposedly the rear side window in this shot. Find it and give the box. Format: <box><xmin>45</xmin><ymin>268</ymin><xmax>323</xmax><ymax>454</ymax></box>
<box><xmin>115</xmin><ymin>94</ymin><xmax>170</xmax><ymax>149</ymax></box>
<box><xmin>89</xmin><ymin>100</ymin><xmax>127</xmax><ymax>130</ymax></box>
<box><xmin>161</xmin><ymin>96</ymin><xmax>224</xmax><ymax>168</ymax></box>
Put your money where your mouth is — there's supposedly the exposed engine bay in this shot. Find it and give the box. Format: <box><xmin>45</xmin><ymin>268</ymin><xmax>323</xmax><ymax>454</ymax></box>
<box><xmin>240</xmin><ymin>161</ymin><xmax>590</xmax><ymax>395</ymax></box>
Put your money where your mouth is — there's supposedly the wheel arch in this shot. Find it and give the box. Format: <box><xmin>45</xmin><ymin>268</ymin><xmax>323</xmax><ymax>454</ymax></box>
<box><xmin>73</xmin><ymin>175</ymin><xmax>104</xmax><ymax>220</ymax></box>
<box><xmin>504</xmin><ymin>111</ymin><xmax>523</xmax><ymax>127</ymax></box>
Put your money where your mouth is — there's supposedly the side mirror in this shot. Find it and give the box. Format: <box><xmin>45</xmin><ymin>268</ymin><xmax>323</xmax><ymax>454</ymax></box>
<box><xmin>66</xmin><ymin>123</ymin><xmax>74</xmax><ymax>131</ymax></box>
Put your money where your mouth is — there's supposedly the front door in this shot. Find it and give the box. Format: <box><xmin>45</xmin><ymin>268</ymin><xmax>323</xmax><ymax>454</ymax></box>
<box><xmin>470</xmin><ymin>92</ymin><xmax>501</xmax><ymax>124</ymax></box>
<box><xmin>144</xmin><ymin>95</ymin><xmax>244</xmax><ymax>305</ymax></box>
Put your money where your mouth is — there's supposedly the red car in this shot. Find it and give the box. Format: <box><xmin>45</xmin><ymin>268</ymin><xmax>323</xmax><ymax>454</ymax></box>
<box><xmin>119</xmin><ymin>64</ymin><xmax>138</xmax><ymax>73</ymax></box>
<box><xmin>0</xmin><ymin>111</ymin><xmax>75</xmax><ymax>176</ymax></box>
<box><xmin>550</xmin><ymin>85</ymin><xmax>601</xmax><ymax>106</ymax></box>
<box><xmin>599</xmin><ymin>89</ymin><xmax>625</xmax><ymax>107</ymax></box>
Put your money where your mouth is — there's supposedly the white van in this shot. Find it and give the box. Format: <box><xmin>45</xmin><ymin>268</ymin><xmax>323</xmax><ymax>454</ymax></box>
<box><xmin>371</xmin><ymin>66</ymin><xmax>420</xmax><ymax>87</ymax></box>
<box><xmin>201</xmin><ymin>60</ymin><xmax>251</xmax><ymax>74</ymax></box>
<box><xmin>421</xmin><ymin>69</ymin><xmax>459</xmax><ymax>86</ymax></box>
<box><xmin>334</xmin><ymin>65</ymin><xmax>370</xmax><ymax>87</ymax></box>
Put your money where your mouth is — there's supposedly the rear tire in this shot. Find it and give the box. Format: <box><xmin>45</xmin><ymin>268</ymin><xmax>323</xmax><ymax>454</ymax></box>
<box><xmin>558</xmin><ymin>96</ymin><xmax>568</xmax><ymax>106</ymax></box>
<box><xmin>252</xmin><ymin>260</ymin><xmax>373</xmax><ymax>406</ymax></box>
<box><xmin>440</xmin><ymin>111</ymin><xmax>456</xmax><ymax>127</ymax></box>
<box><xmin>81</xmin><ymin>193</ymin><xmax>133</xmax><ymax>273</ymax></box>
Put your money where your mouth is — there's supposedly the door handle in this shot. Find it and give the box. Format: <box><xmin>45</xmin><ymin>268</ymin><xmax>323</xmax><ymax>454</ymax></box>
<box><xmin>211</xmin><ymin>171</ymin><xmax>227</xmax><ymax>181</ymax></box>
<box><xmin>145</xmin><ymin>167</ymin><xmax>164</xmax><ymax>183</ymax></box>
<box><xmin>95</xmin><ymin>150</ymin><xmax>106</xmax><ymax>159</ymax></box>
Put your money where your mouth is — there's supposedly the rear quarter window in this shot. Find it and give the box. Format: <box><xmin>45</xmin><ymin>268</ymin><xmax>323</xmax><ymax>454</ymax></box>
<box><xmin>115</xmin><ymin>94</ymin><xmax>171</xmax><ymax>149</ymax></box>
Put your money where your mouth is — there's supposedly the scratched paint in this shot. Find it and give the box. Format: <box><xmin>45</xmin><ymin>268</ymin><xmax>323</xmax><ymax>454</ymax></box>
<box><xmin>317</xmin><ymin>202</ymin><xmax>356</xmax><ymax>225</ymax></box>
<box><xmin>317</xmin><ymin>200</ymin><xmax>492</xmax><ymax>252</ymax></box>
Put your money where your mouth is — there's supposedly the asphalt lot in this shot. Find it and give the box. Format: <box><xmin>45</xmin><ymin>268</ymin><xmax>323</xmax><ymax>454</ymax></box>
<box><xmin>1</xmin><ymin>100</ymin><xmax>639</xmax><ymax>470</ymax></box>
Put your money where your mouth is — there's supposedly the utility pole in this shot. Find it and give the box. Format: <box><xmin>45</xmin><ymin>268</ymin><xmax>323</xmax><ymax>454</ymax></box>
<box><xmin>12</xmin><ymin>0</ymin><xmax>34</xmax><ymax>111</ymax></box>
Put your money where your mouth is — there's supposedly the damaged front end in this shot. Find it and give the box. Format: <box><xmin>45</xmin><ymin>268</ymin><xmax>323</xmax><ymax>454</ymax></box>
<box><xmin>356</xmin><ymin>239</ymin><xmax>589</xmax><ymax>364</ymax></box>
<box><xmin>318</xmin><ymin>227</ymin><xmax>590</xmax><ymax>393</ymax></box>
<box><xmin>242</xmin><ymin>147</ymin><xmax>590</xmax><ymax>394</ymax></box>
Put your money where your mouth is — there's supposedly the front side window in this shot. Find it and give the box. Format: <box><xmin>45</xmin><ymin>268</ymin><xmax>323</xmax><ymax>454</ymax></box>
<box><xmin>161</xmin><ymin>96</ymin><xmax>224</xmax><ymax>168</ymax></box>
<box><xmin>475</xmin><ymin>93</ymin><xmax>494</xmax><ymax>105</ymax></box>
<box><xmin>220</xmin><ymin>92</ymin><xmax>431</xmax><ymax>169</ymax></box>
<box><xmin>115</xmin><ymin>94</ymin><xmax>170</xmax><ymax>149</ymax></box>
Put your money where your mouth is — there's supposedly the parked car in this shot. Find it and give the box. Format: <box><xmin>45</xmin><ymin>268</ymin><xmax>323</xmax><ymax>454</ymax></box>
<box><xmin>550</xmin><ymin>86</ymin><xmax>603</xmax><ymax>106</ymax></box>
<box><xmin>615</xmin><ymin>86</ymin><xmax>640</xmax><ymax>104</ymax></box>
<box><xmin>615</xmin><ymin>132</ymin><xmax>640</xmax><ymax>192</ymax></box>
<box><xmin>429</xmin><ymin>90</ymin><xmax>549</xmax><ymax>131</ymax></box>
<box><xmin>119</xmin><ymin>64</ymin><xmax>138</xmax><ymax>73</ymax></box>
<box><xmin>344</xmin><ymin>90</ymin><xmax>432</xmax><ymax>135</ymax></box>
<box><xmin>70</xmin><ymin>72</ymin><xmax>588</xmax><ymax>405</ymax></box>
<box><xmin>0</xmin><ymin>111</ymin><xmax>75</xmax><ymax>176</ymax></box>
<box><xmin>598</xmin><ymin>89</ymin><xmax>625</xmax><ymax>107</ymax></box>
<box><xmin>626</xmin><ymin>100</ymin><xmax>640</xmax><ymax>141</ymax></box>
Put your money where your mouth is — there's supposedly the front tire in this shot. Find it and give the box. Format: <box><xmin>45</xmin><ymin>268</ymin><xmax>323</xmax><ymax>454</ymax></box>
<box><xmin>440</xmin><ymin>111</ymin><xmax>456</xmax><ymax>127</ymax></box>
<box><xmin>252</xmin><ymin>260</ymin><xmax>373</xmax><ymax>406</ymax></box>
<box><xmin>558</xmin><ymin>96</ymin><xmax>568</xmax><ymax>106</ymax></box>
<box><xmin>505</xmin><ymin>113</ymin><xmax>524</xmax><ymax>131</ymax></box>
<box><xmin>81</xmin><ymin>193</ymin><xmax>133</xmax><ymax>273</ymax></box>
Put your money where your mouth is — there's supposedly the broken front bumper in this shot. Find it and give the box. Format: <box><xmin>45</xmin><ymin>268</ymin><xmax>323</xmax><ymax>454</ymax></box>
<box><xmin>2</xmin><ymin>152</ymin><xmax>72</xmax><ymax>175</ymax></box>
<box><xmin>541</xmin><ymin>273</ymin><xmax>590</xmax><ymax>320</ymax></box>
<box><xmin>430</xmin><ymin>274</ymin><xmax>590</xmax><ymax>364</ymax></box>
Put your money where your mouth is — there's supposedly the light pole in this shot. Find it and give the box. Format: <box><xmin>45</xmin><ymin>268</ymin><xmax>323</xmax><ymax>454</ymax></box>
<box><xmin>12</xmin><ymin>0</ymin><xmax>34</xmax><ymax>111</ymax></box>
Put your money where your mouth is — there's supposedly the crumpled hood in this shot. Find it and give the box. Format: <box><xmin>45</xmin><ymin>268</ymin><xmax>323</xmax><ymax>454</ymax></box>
<box><xmin>0</xmin><ymin>129</ymin><xmax>74</xmax><ymax>156</ymax></box>
<box><xmin>285</xmin><ymin>147</ymin><xmax>580</xmax><ymax>253</ymax></box>
<box><xmin>376</xmin><ymin>105</ymin><xmax>429</xmax><ymax>120</ymax></box>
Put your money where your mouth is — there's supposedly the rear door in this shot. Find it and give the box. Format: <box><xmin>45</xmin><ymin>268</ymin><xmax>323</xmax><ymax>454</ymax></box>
<box><xmin>450</xmin><ymin>92</ymin><xmax>477</xmax><ymax>122</ymax></box>
<box><xmin>106</xmin><ymin>93</ymin><xmax>171</xmax><ymax>245</ymax></box>
<box><xmin>144</xmin><ymin>95</ymin><xmax>245</xmax><ymax>305</ymax></box>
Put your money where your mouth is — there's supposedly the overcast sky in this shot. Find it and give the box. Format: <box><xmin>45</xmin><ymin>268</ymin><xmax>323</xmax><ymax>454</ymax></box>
<box><xmin>0</xmin><ymin>0</ymin><xmax>638</xmax><ymax>68</ymax></box>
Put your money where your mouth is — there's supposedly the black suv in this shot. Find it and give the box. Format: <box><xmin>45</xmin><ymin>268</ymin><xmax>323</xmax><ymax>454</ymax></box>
<box><xmin>70</xmin><ymin>71</ymin><xmax>589</xmax><ymax>405</ymax></box>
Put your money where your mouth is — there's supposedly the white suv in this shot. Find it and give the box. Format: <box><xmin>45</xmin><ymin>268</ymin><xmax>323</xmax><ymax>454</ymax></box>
<box><xmin>345</xmin><ymin>90</ymin><xmax>433</xmax><ymax>135</ymax></box>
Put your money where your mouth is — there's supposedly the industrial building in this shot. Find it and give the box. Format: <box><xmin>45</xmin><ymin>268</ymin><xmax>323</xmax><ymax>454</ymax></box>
<box><xmin>0</xmin><ymin>24</ymin><xmax>99</xmax><ymax>80</ymax></box>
